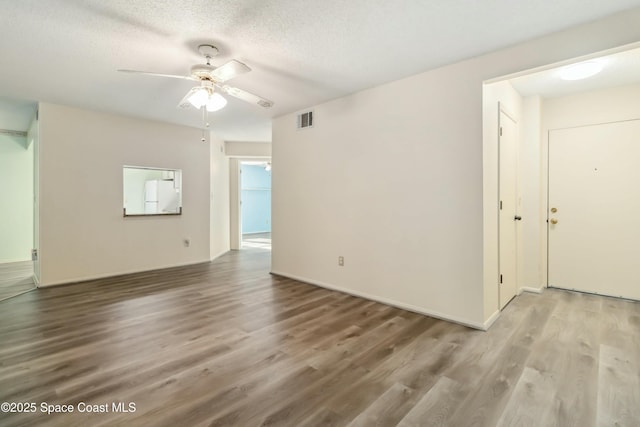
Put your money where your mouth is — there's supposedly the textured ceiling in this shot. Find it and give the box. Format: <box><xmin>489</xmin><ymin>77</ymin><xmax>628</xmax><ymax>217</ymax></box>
<box><xmin>1</xmin><ymin>0</ymin><xmax>640</xmax><ymax>140</ymax></box>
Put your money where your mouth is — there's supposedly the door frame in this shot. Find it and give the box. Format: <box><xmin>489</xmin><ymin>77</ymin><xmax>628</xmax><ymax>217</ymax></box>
<box><xmin>229</xmin><ymin>157</ymin><xmax>272</xmax><ymax>250</ymax></box>
<box><xmin>498</xmin><ymin>103</ymin><xmax>520</xmax><ymax>309</ymax></box>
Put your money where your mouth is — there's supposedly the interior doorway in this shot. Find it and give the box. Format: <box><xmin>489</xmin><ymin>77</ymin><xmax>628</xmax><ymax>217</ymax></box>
<box><xmin>484</xmin><ymin>42</ymin><xmax>640</xmax><ymax>312</ymax></box>
<box><xmin>0</xmin><ymin>99</ymin><xmax>38</xmax><ymax>301</ymax></box>
<box><xmin>239</xmin><ymin>160</ymin><xmax>272</xmax><ymax>250</ymax></box>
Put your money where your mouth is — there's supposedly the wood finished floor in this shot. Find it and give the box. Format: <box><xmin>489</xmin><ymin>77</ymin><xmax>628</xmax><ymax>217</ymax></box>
<box><xmin>242</xmin><ymin>232</ymin><xmax>272</xmax><ymax>250</ymax></box>
<box><xmin>1</xmin><ymin>248</ymin><xmax>639</xmax><ymax>427</ymax></box>
<box><xmin>0</xmin><ymin>261</ymin><xmax>35</xmax><ymax>302</ymax></box>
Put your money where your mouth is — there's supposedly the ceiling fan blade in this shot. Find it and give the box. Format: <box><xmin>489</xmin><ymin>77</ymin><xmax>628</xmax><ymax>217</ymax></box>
<box><xmin>209</xmin><ymin>60</ymin><xmax>251</xmax><ymax>82</ymax></box>
<box><xmin>220</xmin><ymin>85</ymin><xmax>273</xmax><ymax>108</ymax></box>
<box><xmin>177</xmin><ymin>87</ymin><xmax>199</xmax><ymax>109</ymax></box>
<box><xmin>118</xmin><ymin>69</ymin><xmax>196</xmax><ymax>81</ymax></box>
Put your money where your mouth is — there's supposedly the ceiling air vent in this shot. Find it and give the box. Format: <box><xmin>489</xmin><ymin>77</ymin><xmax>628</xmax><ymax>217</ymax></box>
<box><xmin>297</xmin><ymin>111</ymin><xmax>313</xmax><ymax>129</ymax></box>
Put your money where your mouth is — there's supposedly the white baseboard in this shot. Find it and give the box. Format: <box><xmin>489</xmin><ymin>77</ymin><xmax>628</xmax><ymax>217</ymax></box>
<box><xmin>270</xmin><ymin>270</ymin><xmax>488</xmax><ymax>331</ymax></box>
<box><xmin>38</xmin><ymin>258</ymin><xmax>212</xmax><ymax>288</ymax></box>
<box><xmin>0</xmin><ymin>258</ymin><xmax>32</xmax><ymax>265</ymax></box>
<box><xmin>210</xmin><ymin>250</ymin><xmax>230</xmax><ymax>261</ymax></box>
<box><xmin>520</xmin><ymin>286</ymin><xmax>544</xmax><ymax>294</ymax></box>
<box><xmin>483</xmin><ymin>310</ymin><xmax>501</xmax><ymax>330</ymax></box>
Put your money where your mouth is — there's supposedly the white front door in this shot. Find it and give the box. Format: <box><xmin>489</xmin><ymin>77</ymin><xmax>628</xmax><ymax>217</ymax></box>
<box><xmin>548</xmin><ymin>119</ymin><xmax>640</xmax><ymax>300</ymax></box>
<box><xmin>499</xmin><ymin>109</ymin><xmax>518</xmax><ymax>309</ymax></box>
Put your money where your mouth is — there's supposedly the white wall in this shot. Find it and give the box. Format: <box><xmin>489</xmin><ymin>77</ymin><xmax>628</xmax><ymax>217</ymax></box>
<box><xmin>38</xmin><ymin>103</ymin><xmax>211</xmax><ymax>286</ymax></box>
<box><xmin>225</xmin><ymin>141</ymin><xmax>272</xmax><ymax>157</ymax></box>
<box><xmin>272</xmin><ymin>8</ymin><xmax>640</xmax><ymax>329</ymax></box>
<box><xmin>273</xmin><ymin>64</ymin><xmax>488</xmax><ymax>327</ymax></box>
<box><xmin>520</xmin><ymin>96</ymin><xmax>543</xmax><ymax>291</ymax></box>
<box><xmin>543</xmin><ymin>82</ymin><xmax>640</xmax><ymax>129</ymax></box>
<box><xmin>210</xmin><ymin>134</ymin><xmax>230</xmax><ymax>259</ymax></box>
<box><xmin>0</xmin><ymin>133</ymin><xmax>33</xmax><ymax>262</ymax></box>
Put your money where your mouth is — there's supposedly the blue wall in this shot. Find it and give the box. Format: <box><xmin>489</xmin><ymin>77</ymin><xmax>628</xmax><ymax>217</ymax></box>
<box><xmin>241</xmin><ymin>164</ymin><xmax>271</xmax><ymax>234</ymax></box>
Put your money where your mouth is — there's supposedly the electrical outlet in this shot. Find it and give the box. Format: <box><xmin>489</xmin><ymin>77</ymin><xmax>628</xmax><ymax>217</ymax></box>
<box><xmin>184</xmin><ymin>239</ymin><xmax>190</xmax><ymax>247</ymax></box>
<box><xmin>338</xmin><ymin>256</ymin><xmax>344</xmax><ymax>266</ymax></box>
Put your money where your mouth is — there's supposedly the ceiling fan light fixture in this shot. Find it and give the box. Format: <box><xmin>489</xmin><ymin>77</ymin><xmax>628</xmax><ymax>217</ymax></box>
<box><xmin>119</xmin><ymin>45</ymin><xmax>273</xmax><ymax>113</ymax></box>
<box><xmin>206</xmin><ymin>92</ymin><xmax>227</xmax><ymax>112</ymax></box>
<box><xmin>188</xmin><ymin>88</ymin><xmax>209</xmax><ymax>108</ymax></box>
<box><xmin>559</xmin><ymin>61</ymin><xmax>603</xmax><ymax>80</ymax></box>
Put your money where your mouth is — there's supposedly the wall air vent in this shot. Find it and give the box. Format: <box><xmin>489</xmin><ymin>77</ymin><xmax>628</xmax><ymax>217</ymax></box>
<box><xmin>297</xmin><ymin>111</ymin><xmax>313</xmax><ymax>129</ymax></box>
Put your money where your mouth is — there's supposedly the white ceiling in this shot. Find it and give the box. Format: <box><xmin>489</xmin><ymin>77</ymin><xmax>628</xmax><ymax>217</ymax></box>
<box><xmin>2</xmin><ymin>1</ymin><xmax>640</xmax><ymax>139</ymax></box>
<box><xmin>510</xmin><ymin>46</ymin><xmax>640</xmax><ymax>97</ymax></box>
<box><xmin>0</xmin><ymin>98</ymin><xmax>36</xmax><ymax>131</ymax></box>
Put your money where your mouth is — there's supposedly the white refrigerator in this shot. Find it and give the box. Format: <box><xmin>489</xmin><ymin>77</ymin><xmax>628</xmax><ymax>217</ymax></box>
<box><xmin>144</xmin><ymin>180</ymin><xmax>180</xmax><ymax>214</ymax></box>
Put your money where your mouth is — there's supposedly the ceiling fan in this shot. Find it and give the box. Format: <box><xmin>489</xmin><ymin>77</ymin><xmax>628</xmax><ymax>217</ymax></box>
<box><xmin>118</xmin><ymin>44</ymin><xmax>273</xmax><ymax>112</ymax></box>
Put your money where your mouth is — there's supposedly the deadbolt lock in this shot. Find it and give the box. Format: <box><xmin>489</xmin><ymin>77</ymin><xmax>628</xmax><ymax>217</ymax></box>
<box><xmin>550</xmin><ymin>218</ymin><xmax>558</xmax><ymax>225</ymax></box>
<box><xmin>550</xmin><ymin>207</ymin><xmax>557</xmax><ymax>213</ymax></box>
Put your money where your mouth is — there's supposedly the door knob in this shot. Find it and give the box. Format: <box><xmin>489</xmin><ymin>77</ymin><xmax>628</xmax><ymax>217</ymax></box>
<box><xmin>550</xmin><ymin>218</ymin><xmax>558</xmax><ymax>224</ymax></box>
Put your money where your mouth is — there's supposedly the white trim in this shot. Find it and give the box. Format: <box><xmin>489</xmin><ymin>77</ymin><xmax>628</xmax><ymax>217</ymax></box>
<box><xmin>499</xmin><ymin>103</ymin><xmax>518</xmax><ymax>124</ymax></box>
<box><xmin>0</xmin><ymin>258</ymin><xmax>32</xmax><ymax>264</ymax></box>
<box><xmin>483</xmin><ymin>310</ymin><xmax>501</xmax><ymax>330</ymax></box>
<box><xmin>520</xmin><ymin>286</ymin><xmax>544</xmax><ymax>294</ymax></box>
<box><xmin>210</xmin><ymin>250</ymin><xmax>229</xmax><ymax>262</ymax></box>
<box><xmin>229</xmin><ymin>158</ymin><xmax>241</xmax><ymax>250</ymax></box>
<box><xmin>271</xmin><ymin>270</ymin><xmax>489</xmax><ymax>331</ymax></box>
<box><xmin>32</xmin><ymin>273</ymin><xmax>40</xmax><ymax>286</ymax></box>
<box><xmin>0</xmin><ymin>288</ymin><xmax>35</xmax><ymax>302</ymax></box>
<box><xmin>483</xmin><ymin>41</ymin><xmax>640</xmax><ymax>85</ymax></box>
<box><xmin>234</xmin><ymin>158</ymin><xmax>272</xmax><ymax>250</ymax></box>
<box><xmin>548</xmin><ymin>117</ymin><xmax>640</xmax><ymax>133</ymax></box>
<box><xmin>38</xmin><ymin>258</ymin><xmax>211</xmax><ymax>288</ymax></box>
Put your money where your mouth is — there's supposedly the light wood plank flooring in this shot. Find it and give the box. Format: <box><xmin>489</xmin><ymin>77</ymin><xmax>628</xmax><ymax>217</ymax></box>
<box><xmin>0</xmin><ymin>248</ymin><xmax>639</xmax><ymax>426</ymax></box>
<box><xmin>0</xmin><ymin>261</ymin><xmax>35</xmax><ymax>301</ymax></box>
<box><xmin>242</xmin><ymin>232</ymin><xmax>271</xmax><ymax>250</ymax></box>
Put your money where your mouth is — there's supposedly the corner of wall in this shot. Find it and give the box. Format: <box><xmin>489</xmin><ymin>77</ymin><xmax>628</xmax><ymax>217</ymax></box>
<box><xmin>210</xmin><ymin>132</ymin><xmax>230</xmax><ymax>259</ymax></box>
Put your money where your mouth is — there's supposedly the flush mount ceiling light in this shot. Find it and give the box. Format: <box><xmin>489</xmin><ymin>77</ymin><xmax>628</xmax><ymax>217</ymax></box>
<box><xmin>559</xmin><ymin>61</ymin><xmax>603</xmax><ymax>80</ymax></box>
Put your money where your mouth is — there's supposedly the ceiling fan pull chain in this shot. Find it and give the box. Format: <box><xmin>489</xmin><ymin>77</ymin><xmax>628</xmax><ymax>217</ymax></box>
<box><xmin>201</xmin><ymin>106</ymin><xmax>210</xmax><ymax>142</ymax></box>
